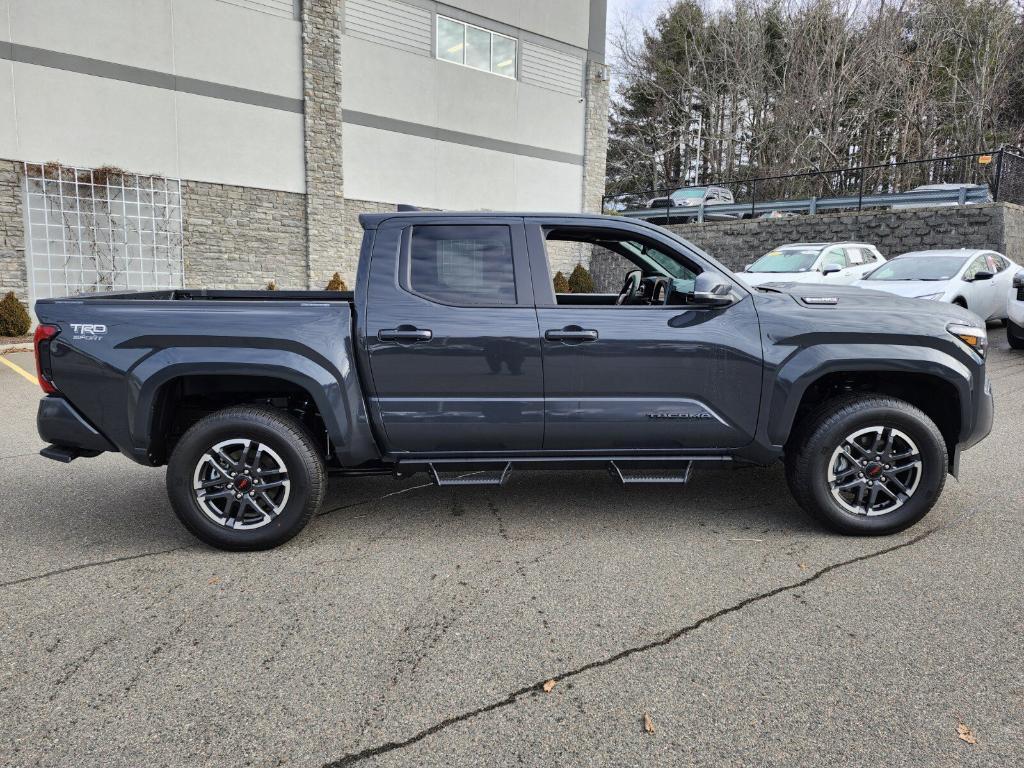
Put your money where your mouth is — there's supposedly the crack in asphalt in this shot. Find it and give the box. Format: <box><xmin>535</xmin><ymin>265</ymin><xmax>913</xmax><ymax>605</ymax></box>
<box><xmin>0</xmin><ymin>546</ymin><xmax>191</xmax><ymax>589</ymax></box>
<box><xmin>321</xmin><ymin>527</ymin><xmax>938</xmax><ymax>767</ymax></box>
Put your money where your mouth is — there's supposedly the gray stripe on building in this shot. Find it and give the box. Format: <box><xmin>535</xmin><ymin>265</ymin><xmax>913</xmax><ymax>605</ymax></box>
<box><xmin>0</xmin><ymin>42</ymin><xmax>304</xmax><ymax>113</ymax></box>
<box><xmin>342</xmin><ymin>110</ymin><xmax>584</xmax><ymax>166</ymax></box>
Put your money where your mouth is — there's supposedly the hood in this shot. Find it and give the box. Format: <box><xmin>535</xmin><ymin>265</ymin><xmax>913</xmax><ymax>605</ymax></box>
<box><xmin>849</xmin><ymin>280</ymin><xmax>948</xmax><ymax>299</ymax></box>
<box><xmin>749</xmin><ymin>281</ymin><xmax>977</xmax><ymax>323</ymax></box>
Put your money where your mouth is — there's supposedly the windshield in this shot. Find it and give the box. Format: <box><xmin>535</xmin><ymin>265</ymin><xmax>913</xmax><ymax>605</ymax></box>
<box><xmin>864</xmin><ymin>256</ymin><xmax>968</xmax><ymax>281</ymax></box>
<box><xmin>747</xmin><ymin>247</ymin><xmax>821</xmax><ymax>273</ymax></box>
<box><xmin>670</xmin><ymin>188</ymin><xmax>708</xmax><ymax>200</ymax></box>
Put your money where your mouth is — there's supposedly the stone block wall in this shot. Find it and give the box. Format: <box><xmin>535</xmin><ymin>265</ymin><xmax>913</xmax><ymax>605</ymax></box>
<box><xmin>182</xmin><ymin>181</ymin><xmax>307</xmax><ymax>290</ymax></box>
<box><xmin>666</xmin><ymin>203</ymin><xmax>1018</xmax><ymax>272</ymax></box>
<box><xmin>0</xmin><ymin>160</ymin><xmax>26</xmax><ymax>302</ymax></box>
<box><xmin>581</xmin><ymin>61</ymin><xmax>610</xmax><ymax>214</ymax></box>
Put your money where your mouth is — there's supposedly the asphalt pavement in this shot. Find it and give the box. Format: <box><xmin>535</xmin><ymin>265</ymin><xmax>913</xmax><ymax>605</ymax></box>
<box><xmin>1</xmin><ymin>338</ymin><xmax>1022</xmax><ymax>767</ymax></box>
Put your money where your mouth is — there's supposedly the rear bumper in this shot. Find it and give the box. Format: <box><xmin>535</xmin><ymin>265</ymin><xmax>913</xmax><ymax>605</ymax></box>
<box><xmin>37</xmin><ymin>396</ymin><xmax>115</xmax><ymax>455</ymax></box>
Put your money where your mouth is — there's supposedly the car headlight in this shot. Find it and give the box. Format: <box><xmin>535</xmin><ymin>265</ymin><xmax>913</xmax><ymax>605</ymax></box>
<box><xmin>947</xmin><ymin>322</ymin><xmax>987</xmax><ymax>358</ymax></box>
<box><xmin>915</xmin><ymin>292</ymin><xmax>945</xmax><ymax>300</ymax></box>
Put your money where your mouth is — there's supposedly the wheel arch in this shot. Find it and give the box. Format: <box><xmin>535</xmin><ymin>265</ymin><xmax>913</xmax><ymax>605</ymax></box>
<box><xmin>130</xmin><ymin>351</ymin><xmax>380</xmax><ymax>467</ymax></box>
<box><xmin>768</xmin><ymin>347</ymin><xmax>973</xmax><ymax>471</ymax></box>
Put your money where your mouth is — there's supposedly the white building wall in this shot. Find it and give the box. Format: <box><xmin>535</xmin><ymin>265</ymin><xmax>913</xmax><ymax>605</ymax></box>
<box><xmin>340</xmin><ymin>0</ymin><xmax>591</xmax><ymax>211</ymax></box>
<box><xmin>0</xmin><ymin>0</ymin><xmax>305</xmax><ymax>192</ymax></box>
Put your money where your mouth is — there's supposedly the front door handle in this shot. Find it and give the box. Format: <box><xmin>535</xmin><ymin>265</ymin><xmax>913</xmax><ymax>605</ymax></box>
<box><xmin>545</xmin><ymin>327</ymin><xmax>599</xmax><ymax>343</ymax></box>
<box><xmin>378</xmin><ymin>326</ymin><xmax>433</xmax><ymax>343</ymax></box>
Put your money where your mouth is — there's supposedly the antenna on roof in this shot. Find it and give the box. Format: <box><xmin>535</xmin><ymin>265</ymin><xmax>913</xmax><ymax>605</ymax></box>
<box><xmin>397</xmin><ymin>204</ymin><xmax>420</xmax><ymax>212</ymax></box>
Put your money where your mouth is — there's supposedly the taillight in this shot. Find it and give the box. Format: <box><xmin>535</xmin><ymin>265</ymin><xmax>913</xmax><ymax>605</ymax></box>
<box><xmin>34</xmin><ymin>324</ymin><xmax>60</xmax><ymax>394</ymax></box>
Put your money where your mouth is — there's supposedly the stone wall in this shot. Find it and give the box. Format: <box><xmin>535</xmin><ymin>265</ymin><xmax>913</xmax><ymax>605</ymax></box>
<box><xmin>301</xmin><ymin>0</ymin><xmax>346</xmax><ymax>289</ymax></box>
<box><xmin>182</xmin><ymin>181</ymin><xmax>307</xmax><ymax>290</ymax></box>
<box><xmin>0</xmin><ymin>160</ymin><xmax>26</xmax><ymax>303</ymax></box>
<box><xmin>666</xmin><ymin>203</ymin><xmax>1021</xmax><ymax>272</ymax></box>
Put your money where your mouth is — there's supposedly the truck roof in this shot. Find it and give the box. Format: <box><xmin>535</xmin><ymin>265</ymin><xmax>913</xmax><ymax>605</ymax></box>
<box><xmin>358</xmin><ymin>210</ymin><xmax>651</xmax><ymax>231</ymax></box>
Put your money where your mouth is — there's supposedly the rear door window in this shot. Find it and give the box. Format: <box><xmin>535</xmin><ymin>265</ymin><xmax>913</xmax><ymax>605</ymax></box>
<box><xmin>408</xmin><ymin>225</ymin><xmax>517</xmax><ymax>306</ymax></box>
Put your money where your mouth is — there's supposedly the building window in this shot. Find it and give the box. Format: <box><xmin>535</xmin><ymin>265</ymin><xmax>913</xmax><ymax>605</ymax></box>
<box><xmin>436</xmin><ymin>15</ymin><xmax>517</xmax><ymax>79</ymax></box>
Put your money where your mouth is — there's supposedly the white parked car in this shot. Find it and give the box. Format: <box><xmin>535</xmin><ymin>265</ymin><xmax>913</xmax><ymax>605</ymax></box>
<box><xmin>890</xmin><ymin>183</ymin><xmax>992</xmax><ymax>209</ymax></box>
<box><xmin>1007</xmin><ymin>269</ymin><xmax>1024</xmax><ymax>349</ymax></box>
<box><xmin>852</xmin><ymin>249</ymin><xmax>1019</xmax><ymax>322</ymax></box>
<box><xmin>740</xmin><ymin>242</ymin><xmax>886</xmax><ymax>287</ymax></box>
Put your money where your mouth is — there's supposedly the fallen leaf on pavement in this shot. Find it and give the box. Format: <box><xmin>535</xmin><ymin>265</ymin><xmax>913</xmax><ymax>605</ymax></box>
<box><xmin>643</xmin><ymin>713</ymin><xmax>655</xmax><ymax>734</ymax></box>
<box><xmin>542</xmin><ymin>679</ymin><xmax>557</xmax><ymax>693</ymax></box>
<box><xmin>956</xmin><ymin>723</ymin><xmax>977</xmax><ymax>744</ymax></box>
<box><xmin>798</xmin><ymin>563</ymin><xmax>808</xmax><ymax>571</ymax></box>
<box><xmin>208</xmin><ymin>576</ymin><xmax>220</xmax><ymax>585</ymax></box>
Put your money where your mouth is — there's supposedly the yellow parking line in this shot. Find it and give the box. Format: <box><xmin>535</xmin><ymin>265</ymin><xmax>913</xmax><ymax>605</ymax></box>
<box><xmin>0</xmin><ymin>355</ymin><xmax>38</xmax><ymax>386</ymax></box>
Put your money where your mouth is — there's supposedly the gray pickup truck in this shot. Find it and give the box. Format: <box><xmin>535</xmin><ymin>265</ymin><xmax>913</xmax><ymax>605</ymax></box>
<box><xmin>33</xmin><ymin>212</ymin><xmax>993</xmax><ymax>550</ymax></box>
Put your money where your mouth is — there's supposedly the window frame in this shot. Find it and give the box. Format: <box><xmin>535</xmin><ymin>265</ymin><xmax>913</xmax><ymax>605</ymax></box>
<box><xmin>435</xmin><ymin>14</ymin><xmax>518</xmax><ymax>80</ymax></box>
<box><xmin>525</xmin><ymin>220</ymin><xmax>740</xmax><ymax>311</ymax></box>
<box><xmin>397</xmin><ymin>221</ymin><xmax>533</xmax><ymax>309</ymax></box>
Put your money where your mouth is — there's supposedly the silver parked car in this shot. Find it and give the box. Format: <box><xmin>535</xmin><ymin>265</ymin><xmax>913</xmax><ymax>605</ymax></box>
<box><xmin>853</xmin><ymin>249</ymin><xmax>1019</xmax><ymax>322</ymax></box>
<box><xmin>647</xmin><ymin>185</ymin><xmax>736</xmax><ymax>219</ymax></box>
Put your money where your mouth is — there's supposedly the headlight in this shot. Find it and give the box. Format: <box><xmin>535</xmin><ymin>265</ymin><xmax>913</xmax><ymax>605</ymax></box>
<box><xmin>947</xmin><ymin>322</ymin><xmax>987</xmax><ymax>358</ymax></box>
<box><xmin>915</xmin><ymin>293</ymin><xmax>945</xmax><ymax>300</ymax></box>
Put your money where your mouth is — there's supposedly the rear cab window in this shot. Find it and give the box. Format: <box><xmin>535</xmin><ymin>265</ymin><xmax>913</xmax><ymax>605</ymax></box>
<box><xmin>408</xmin><ymin>225</ymin><xmax>516</xmax><ymax>306</ymax></box>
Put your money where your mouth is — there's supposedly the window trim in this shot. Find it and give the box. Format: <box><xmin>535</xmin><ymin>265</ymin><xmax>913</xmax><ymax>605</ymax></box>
<box><xmin>435</xmin><ymin>14</ymin><xmax>518</xmax><ymax>80</ymax></box>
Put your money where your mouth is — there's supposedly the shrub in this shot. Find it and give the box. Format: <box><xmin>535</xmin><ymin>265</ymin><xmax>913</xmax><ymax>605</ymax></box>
<box><xmin>0</xmin><ymin>291</ymin><xmax>31</xmax><ymax>337</ymax></box>
<box><xmin>552</xmin><ymin>271</ymin><xmax>570</xmax><ymax>293</ymax></box>
<box><xmin>325</xmin><ymin>272</ymin><xmax>349</xmax><ymax>291</ymax></box>
<box><xmin>567</xmin><ymin>264</ymin><xmax>594</xmax><ymax>294</ymax></box>
<box><xmin>265</xmin><ymin>280</ymin><xmax>278</xmax><ymax>291</ymax></box>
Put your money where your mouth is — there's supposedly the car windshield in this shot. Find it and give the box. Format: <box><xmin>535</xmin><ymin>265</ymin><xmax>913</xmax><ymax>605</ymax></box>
<box><xmin>670</xmin><ymin>188</ymin><xmax>708</xmax><ymax>199</ymax></box>
<box><xmin>864</xmin><ymin>255</ymin><xmax>969</xmax><ymax>281</ymax></box>
<box><xmin>747</xmin><ymin>247</ymin><xmax>821</xmax><ymax>273</ymax></box>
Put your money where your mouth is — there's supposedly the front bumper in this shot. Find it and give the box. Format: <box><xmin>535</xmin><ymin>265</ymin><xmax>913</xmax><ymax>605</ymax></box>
<box><xmin>37</xmin><ymin>396</ymin><xmax>115</xmax><ymax>457</ymax></box>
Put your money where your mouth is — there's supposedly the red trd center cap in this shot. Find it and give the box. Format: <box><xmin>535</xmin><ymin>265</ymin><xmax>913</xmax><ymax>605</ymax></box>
<box><xmin>866</xmin><ymin>463</ymin><xmax>884</xmax><ymax>478</ymax></box>
<box><xmin>235</xmin><ymin>476</ymin><xmax>252</xmax><ymax>491</ymax></box>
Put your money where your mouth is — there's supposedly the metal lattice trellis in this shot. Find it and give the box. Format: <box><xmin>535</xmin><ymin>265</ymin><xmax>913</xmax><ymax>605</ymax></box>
<box><xmin>23</xmin><ymin>162</ymin><xmax>184</xmax><ymax>301</ymax></box>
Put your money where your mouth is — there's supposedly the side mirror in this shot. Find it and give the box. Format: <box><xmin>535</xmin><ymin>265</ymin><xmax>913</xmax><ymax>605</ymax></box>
<box><xmin>692</xmin><ymin>272</ymin><xmax>735</xmax><ymax>306</ymax></box>
<box><xmin>1013</xmin><ymin>270</ymin><xmax>1024</xmax><ymax>289</ymax></box>
<box><xmin>744</xmin><ymin>263</ymin><xmax>753</xmax><ymax>272</ymax></box>
<box><xmin>971</xmin><ymin>270</ymin><xmax>994</xmax><ymax>282</ymax></box>
<box><xmin>821</xmin><ymin>263</ymin><xmax>843</xmax><ymax>276</ymax></box>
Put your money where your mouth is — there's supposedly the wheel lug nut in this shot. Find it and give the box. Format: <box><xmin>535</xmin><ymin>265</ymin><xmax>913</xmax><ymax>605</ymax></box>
<box><xmin>858</xmin><ymin>472</ymin><xmax>864</xmax><ymax>477</ymax></box>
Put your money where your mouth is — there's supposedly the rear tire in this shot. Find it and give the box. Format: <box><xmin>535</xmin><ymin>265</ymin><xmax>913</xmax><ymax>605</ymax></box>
<box><xmin>1008</xmin><ymin>320</ymin><xmax>1024</xmax><ymax>350</ymax></box>
<box><xmin>166</xmin><ymin>405</ymin><xmax>325</xmax><ymax>550</ymax></box>
<box><xmin>785</xmin><ymin>396</ymin><xmax>947</xmax><ymax>535</ymax></box>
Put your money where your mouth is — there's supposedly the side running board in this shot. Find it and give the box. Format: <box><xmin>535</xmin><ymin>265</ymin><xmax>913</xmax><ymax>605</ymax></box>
<box><xmin>608</xmin><ymin>460</ymin><xmax>693</xmax><ymax>485</ymax></box>
<box><xmin>428</xmin><ymin>462</ymin><xmax>513</xmax><ymax>487</ymax></box>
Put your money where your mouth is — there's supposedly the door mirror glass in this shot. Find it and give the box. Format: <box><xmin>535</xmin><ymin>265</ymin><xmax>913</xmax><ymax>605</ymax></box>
<box><xmin>821</xmin><ymin>263</ymin><xmax>843</xmax><ymax>275</ymax></box>
<box><xmin>692</xmin><ymin>272</ymin><xmax>735</xmax><ymax>306</ymax></box>
<box><xmin>971</xmin><ymin>270</ymin><xmax>994</xmax><ymax>282</ymax></box>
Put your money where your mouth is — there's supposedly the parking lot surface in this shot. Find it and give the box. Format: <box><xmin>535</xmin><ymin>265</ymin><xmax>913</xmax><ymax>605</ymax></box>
<box><xmin>2</xmin><ymin>337</ymin><xmax>1022</xmax><ymax>767</ymax></box>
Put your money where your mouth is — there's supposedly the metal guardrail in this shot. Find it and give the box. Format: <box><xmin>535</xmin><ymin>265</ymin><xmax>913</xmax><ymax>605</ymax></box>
<box><xmin>620</xmin><ymin>185</ymin><xmax>993</xmax><ymax>223</ymax></box>
<box><xmin>606</xmin><ymin>148</ymin><xmax>1024</xmax><ymax>220</ymax></box>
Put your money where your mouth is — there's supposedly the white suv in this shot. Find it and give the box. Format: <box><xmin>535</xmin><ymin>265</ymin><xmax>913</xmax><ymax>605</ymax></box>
<box><xmin>1008</xmin><ymin>269</ymin><xmax>1024</xmax><ymax>350</ymax></box>
<box><xmin>740</xmin><ymin>242</ymin><xmax>886</xmax><ymax>287</ymax></box>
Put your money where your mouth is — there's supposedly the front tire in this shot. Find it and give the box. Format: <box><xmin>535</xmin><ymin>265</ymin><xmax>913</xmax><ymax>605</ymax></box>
<box><xmin>167</xmin><ymin>405</ymin><xmax>326</xmax><ymax>550</ymax></box>
<box><xmin>1007</xmin><ymin>320</ymin><xmax>1024</xmax><ymax>350</ymax></box>
<box><xmin>785</xmin><ymin>396</ymin><xmax>947</xmax><ymax>535</ymax></box>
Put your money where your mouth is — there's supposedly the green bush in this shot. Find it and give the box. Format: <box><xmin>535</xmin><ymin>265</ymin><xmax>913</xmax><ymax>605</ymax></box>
<box><xmin>552</xmin><ymin>271</ymin><xmax>570</xmax><ymax>293</ymax></box>
<box><xmin>0</xmin><ymin>291</ymin><xmax>31</xmax><ymax>337</ymax></box>
<box><xmin>567</xmin><ymin>264</ymin><xmax>594</xmax><ymax>294</ymax></box>
<box><xmin>325</xmin><ymin>272</ymin><xmax>349</xmax><ymax>291</ymax></box>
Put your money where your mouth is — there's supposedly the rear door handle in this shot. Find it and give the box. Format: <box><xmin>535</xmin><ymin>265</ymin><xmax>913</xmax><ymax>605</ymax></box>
<box><xmin>378</xmin><ymin>326</ymin><xmax>433</xmax><ymax>343</ymax></box>
<box><xmin>545</xmin><ymin>327</ymin><xmax>599</xmax><ymax>342</ymax></box>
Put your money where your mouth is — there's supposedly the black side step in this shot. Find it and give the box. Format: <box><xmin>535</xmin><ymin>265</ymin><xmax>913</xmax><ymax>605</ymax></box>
<box><xmin>608</xmin><ymin>460</ymin><xmax>693</xmax><ymax>484</ymax></box>
<box><xmin>428</xmin><ymin>462</ymin><xmax>513</xmax><ymax>487</ymax></box>
<box><xmin>40</xmin><ymin>445</ymin><xmax>80</xmax><ymax>463</ymax></box>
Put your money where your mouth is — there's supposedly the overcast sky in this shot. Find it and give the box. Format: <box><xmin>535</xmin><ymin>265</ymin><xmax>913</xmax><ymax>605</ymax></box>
<box><xmin>606</xmin><ymin>0</ymin><xmax>665</xmax><ymax>50</ymax></box>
